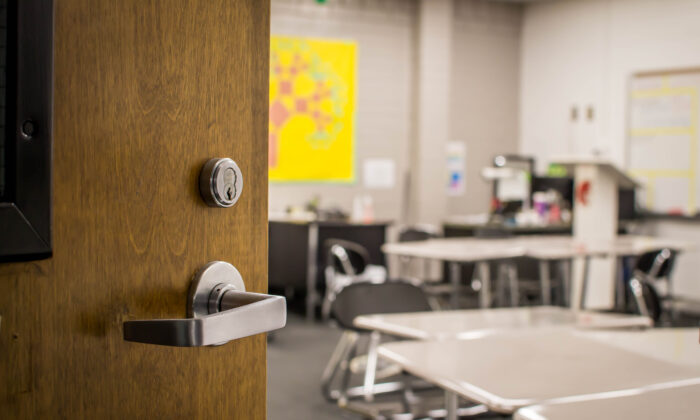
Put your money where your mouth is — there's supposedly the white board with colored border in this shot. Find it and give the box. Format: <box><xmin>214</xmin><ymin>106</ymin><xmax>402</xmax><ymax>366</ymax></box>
<box><xmin>628</xmin><ymin>68</ymin><xmax>700</xmax><ymax>216</ymax></box>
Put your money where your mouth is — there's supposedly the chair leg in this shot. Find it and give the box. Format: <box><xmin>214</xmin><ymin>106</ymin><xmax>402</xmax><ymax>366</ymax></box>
<box><xmin>363</xmin><ymin>331</ymin><xmax>381</xmax><ymax>402</ymax></box>
<box><xmin>321</xmin><ymin>331</ymin><xmax>359</xmax><ymax>401</ymax></box>
<box><xmin>322</xmin><ymin>269</ymin><xmax>334</xmax><ymax>322</ymax></box>
<box><xmin>667</xmin><ymin>277</ymin><xmax>678</xmax><ymax>323</ymax></box>
<box><xmin>338</xmin><ymin>336</ymin><xmax>359</xmax><ymax>402</ymax></box>
<box><xmin>629</xmin><ymin>277</ymin><xmax>650</xmax><ymax>319</ymax></box>
<box><xmin>400</xmin><ymin>374</ymin><xmax>418</xmax><ymax>413</ymax></box>
<box><xmin>321</xmin><ymin>293</ymin><xmax>333</xmax><ymax>322</ymax></box>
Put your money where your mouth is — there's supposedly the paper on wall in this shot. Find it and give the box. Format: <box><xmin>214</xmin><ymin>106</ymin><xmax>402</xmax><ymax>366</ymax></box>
<box><xmin>447</xmin><ymin>141</ymin><xmax>466</xmax><ymax>196</ymax></box>
<box><xmin>363</xmin><ymin>158</ymin><xmax>396</xmax><ymax>189</ymax></box>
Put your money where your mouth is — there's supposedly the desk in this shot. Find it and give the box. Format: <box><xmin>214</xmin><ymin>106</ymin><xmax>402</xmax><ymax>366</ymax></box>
<box><xmin>354</xmin><ymin>306</ymin><xmax>652</xmax><ymax>340</ymax></box>
<box><xmin>581</xmin><ymin>328</ymin><xmax>700</xmax><ymax>367</ymax></box>
<box><xmin>377</xmin><ymin>331</ymin><xmax>700</xmax><ymax>418</ymax></box>
<box><xmin>269</xmin><ymin>219</ymin><xmax>390</xmax><ymax>320</ymax></box>
<box><xmin>516</xmin><ymin>328</ymin><xmax>700</xmax><ymax>419</ymax></box>
<box><xmin>382</xmin><ymin>235</ymin><xmax>694</xmax><ymax>309</ymax></box>
<box><xmin>516</xmin><ymin>382</ymin><xmax>700</xmax><ymax>420</ymax></box>
<box><xmin>383</xmin><ymin>238</ymin><xmax>526</xmax><ymax>308</ymax></box>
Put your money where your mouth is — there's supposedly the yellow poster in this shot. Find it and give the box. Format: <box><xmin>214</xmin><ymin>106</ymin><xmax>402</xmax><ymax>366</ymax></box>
<box><xmin>269</xmin><ymin>36</ymin><xmax>356</xmax><ymax>182</ymax></box>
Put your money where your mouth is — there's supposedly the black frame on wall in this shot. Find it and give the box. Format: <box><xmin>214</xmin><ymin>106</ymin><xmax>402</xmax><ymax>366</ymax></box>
<box><xmin>0</xmin><ymin>0</ymin><xmax>54</xmax><ymax>262</ymax></box>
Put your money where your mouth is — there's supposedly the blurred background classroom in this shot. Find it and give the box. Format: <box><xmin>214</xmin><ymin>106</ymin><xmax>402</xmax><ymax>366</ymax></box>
<box><xmin>265</xmin><ymin>0</ymin><xmax>700</xmax><ymax>419</ymax></box>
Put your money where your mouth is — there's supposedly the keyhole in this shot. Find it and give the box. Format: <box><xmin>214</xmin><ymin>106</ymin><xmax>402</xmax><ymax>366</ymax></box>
<box><xmin>222</xmin><ymin>167</ymin><xmax>236</xmax><ymax>202</ymax></box>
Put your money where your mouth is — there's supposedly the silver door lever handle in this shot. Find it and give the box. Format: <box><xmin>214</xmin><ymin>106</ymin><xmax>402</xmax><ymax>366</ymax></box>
<box><xmin>123</xmin><ymin>261</ymin><xmax>287</xmax><ymax>347</ymax></box>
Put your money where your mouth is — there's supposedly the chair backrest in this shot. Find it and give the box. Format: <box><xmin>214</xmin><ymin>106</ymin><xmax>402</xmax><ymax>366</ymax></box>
<box><xmin>331</xmin><ymin>281</ymin><xmax>432</xmax><ymax>331</ymax></box>
<box><xmin>398</xmin><ymin>226</ymin><xmax>439</xmax><ymax>242</ymax></box>
<box><xmin>635</xmin><ymin>248</ymin><xmax>676</xmax><ymax>279</ymax></box>
<box><xmin>324</xmin><ymin>239</ymin><xmax>370</xmax><ymax>276</ymax></box>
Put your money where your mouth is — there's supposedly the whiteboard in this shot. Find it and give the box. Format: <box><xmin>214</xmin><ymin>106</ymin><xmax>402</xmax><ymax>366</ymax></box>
<box><xmin>627</xmin><ymin>69</ymin><xmax>700</xmax><ymax>216</ymax></box>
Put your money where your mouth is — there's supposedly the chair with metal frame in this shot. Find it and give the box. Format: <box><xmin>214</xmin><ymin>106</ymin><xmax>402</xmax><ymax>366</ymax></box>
<box><xmin>320</xmin><ymin>281</ymin><xmax>432</xmax><ymax>406</ymax></box>
<box><xmin>398</xmin><ymin>225</ymin><xmax>440</xmax><ymax>243</ymax></box>
<box><xmin>628</xmin><ymin>248</ymin><xmax>676</xmax><ymax>323</ymax></box>
<box><xmin>321</xmin><ymin>239</ymin><xmax>387</xmax><ymax>321</ymax></box>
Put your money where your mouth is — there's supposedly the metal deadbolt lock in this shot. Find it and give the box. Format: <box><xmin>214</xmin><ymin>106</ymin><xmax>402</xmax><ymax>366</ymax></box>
<box><xmin>199</xmin><ymin>158</ymin><xmax>243</xmax><ymax>207</ymax></box>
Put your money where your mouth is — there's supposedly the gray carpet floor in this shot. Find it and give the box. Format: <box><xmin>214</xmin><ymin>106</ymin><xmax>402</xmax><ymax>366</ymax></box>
<box><xmin>267</xmin><ymin>313</ymin><xmax>355</xmax><ymax>420</ymax></box>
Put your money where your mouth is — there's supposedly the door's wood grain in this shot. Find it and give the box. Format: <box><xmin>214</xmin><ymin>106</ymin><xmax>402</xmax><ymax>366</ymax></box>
<box><xmin>0</xmin><ymin>0</ymin><xmax>270</xmax><ymax>418</ymax></box>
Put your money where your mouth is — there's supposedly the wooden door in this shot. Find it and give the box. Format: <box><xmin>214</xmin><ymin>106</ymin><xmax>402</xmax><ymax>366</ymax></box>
<box><xmin>0</xmin><ymin>0</ymin><xmax>270</xmax><ymax>418</ymax></box>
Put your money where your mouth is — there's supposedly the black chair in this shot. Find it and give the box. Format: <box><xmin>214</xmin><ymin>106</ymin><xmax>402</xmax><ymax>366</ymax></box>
<box><xmin>320</xmin><ymin>281</ymin><xmax>431</xmax><ymax>404</ymax></box>
<box><xmin>398</xmin><ymin>225</ymin><xmax>439</xmax><ymax>242</ymax></box>
<box><xmin>629</xmin><ymin>248</ymin><xmax>676</xmax><ymax>323</ymax></box>
<box><xmin>321</xmin><ymin>239</ymin><xmax>387</xmax><ymax>321</ymax></box>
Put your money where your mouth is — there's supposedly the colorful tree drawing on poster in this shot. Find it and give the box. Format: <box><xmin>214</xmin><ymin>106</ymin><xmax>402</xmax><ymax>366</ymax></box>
<box><xmin>269</xmin><ymin>36</ymin><xmax>356</xmax><ymax>182</ymax></box>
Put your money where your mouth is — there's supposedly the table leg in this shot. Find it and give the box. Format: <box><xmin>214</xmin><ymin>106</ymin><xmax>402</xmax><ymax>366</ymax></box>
<box><xmin>539</xmin><ymin>259</ymin><xmax>551</xmax><ymax>306</ymax></box>
<box><xmin>449</xmin><ymin>262</ymin><xmax>461</xmax><ymax>309</ymax></box>
<box><xmin>615</xmin><ymin>256</ymin><xmax>626</xmax><ymax>311</ymax></box>
<box><xmin>445</xmin><ymin>390</ymin><xmax>458</xmax><ymax>420</ymax></box>
<box><xmin>423</xmin><ymin>258</ymin><xmax>431</xmax><ymax>282</ymax></box>
<box><xmin>306</xmin><ymin>223</ymin><xmax>319</xmax><ymax>322</ymax></box>
<box><xmin>559</xmin><ymin>259</ymin><xmax>572</xmax><ymax>307</ymax></box>
<box><xmin>496</xmin><ymin>264</ymin><xmax>507</xmax><ymax>307</ymax></box>
<box><xmin>508</xmin><ymin>262</ymin><xmax>519</xmax><ymax>307</ymax></box>
<box><xmin>477</xmin><ymin>261</ymin><xmax>491</xmax><ymax>308</ymax></box>
<box><xmin>570</xmin><ymin>256</ymin><xmax>591</xmax><ymax>311</ymax></box>
<box><xmin>578</xmin><ymin>255</ymin><xmax>591</xmax><ymax>310</ymax></box>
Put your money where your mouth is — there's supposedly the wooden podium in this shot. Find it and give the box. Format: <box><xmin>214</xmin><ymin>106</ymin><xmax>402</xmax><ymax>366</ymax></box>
<box><xmin>553</xmin><ymin>156</ymin><xmax>639</xmax><ymax>308</ymax></box>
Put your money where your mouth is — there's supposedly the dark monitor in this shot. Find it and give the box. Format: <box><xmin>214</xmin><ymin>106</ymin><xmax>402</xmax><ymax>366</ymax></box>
<box><xmin>618</xmin><ymin>188</ymin><xmax>637</xmax><ymax>221</ymax></box>
<box><xmin>532</xmin><ymin>176</ymin><xmax>636</xmax><ymax>221</ymax></box>
<box><xmin>531</xmin><ymin>176</ymin><xmax>574</xmax><ymax>205</ymax></box>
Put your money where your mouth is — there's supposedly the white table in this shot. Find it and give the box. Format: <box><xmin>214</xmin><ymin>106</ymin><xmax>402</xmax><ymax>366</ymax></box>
<box><xmin>384</xmin><ymin>237</ymin><xmax>526</xmax><ymax>307</ymax></box>
<box><xmin>377</xmin><ymin>331</ymin><xmax>700</xmax><ymax>418</ymax></box>
<box><xmin>382</xmin><ymin>235</ymin><xmax>693</xmax><ymax>309</ymax></box>
<box><xmin>580</xmin><ymin>328</ymin><xmax>700</xmax><ymax>367</ymax></box>
<box><xmin>515</xmin><ymin>382</ymin><xmax>700</xmax><ymax>420</ymax></box>
<box><xmin>354</xmin><ymin>306</ymin><xmax>652</xmax><ymax>340</ymax></box>
<box><xmin>515</xmin><ymin>328</ymin><xmax>700</xmax><ymax>419</ymax></box>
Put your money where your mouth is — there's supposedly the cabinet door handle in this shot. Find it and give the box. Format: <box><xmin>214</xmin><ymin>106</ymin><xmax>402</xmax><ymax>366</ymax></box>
<box><xmin>123</xmin><ymin>261</ymin><xmax>286</xmax><ymax>347</ymax></box>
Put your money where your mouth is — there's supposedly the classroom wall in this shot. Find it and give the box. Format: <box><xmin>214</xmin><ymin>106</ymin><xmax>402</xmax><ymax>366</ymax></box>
<box><xmin>519</xmin><ymin>0</ymin><xmax>700</xmax><ymax>299</ymax></box>
<box><xmin>448</xmin><ymin>0</ymin><xmax>522</xmax><ymax>215</ymax></box>
<box><xmin>520</xmin><ymin>0</ymin><xmax>700</xmax><ymax>172</ymax></box>
<box><xmin>270</xmin><ymin>0</ymin><xmax>523</xmax><ymax>225</ymax></box>
<box><xmin>269</xmin><ymin>0</ymin><xmax>417</xmax><ymax>222</ymax></box>
<box><xmin>410</xmin><ymin>0</ymin><xmax>453</xmax><ymax>225</ymax></box>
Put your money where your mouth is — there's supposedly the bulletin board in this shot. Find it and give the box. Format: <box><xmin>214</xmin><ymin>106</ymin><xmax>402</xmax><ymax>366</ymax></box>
<box><xmin>268</xmin><ymin>36</ymin><xmax>357</xmax><ymax>183</ymax></box>
<box><xmin>627</xmin><ymin>68</ymin><xmax>700</xmax><ymax>216</ymax></box>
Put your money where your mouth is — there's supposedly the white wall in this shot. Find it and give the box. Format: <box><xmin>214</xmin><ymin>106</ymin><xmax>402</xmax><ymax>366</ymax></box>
<box><xmin>519</xmin><ymin>0</ymin><xmax>700</xmax><ymax>299</ymax></box>
<box><xmin>449</xmin><ymin>0</ymin><xmax>522</xmax><ymax>215</ymax></box>
<box><xmin>521</xmin><ymin>0</ymin><xmax>700</xmax><ymax>172</ymax></box>
<box><xmin>411</xmin><ymin>0</ymin><xmax>523</xmax><ymax>224</ymax></box>
<box><xmin>410</xmin><ymin>0</ymin><xmax>453</xmax><ymax>225</ymax></box>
